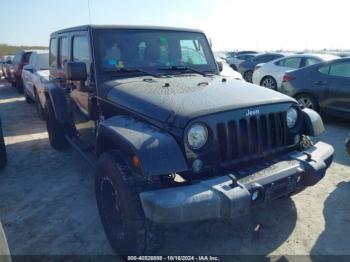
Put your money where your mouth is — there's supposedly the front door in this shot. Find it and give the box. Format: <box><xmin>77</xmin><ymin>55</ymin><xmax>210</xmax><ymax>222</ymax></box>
<box><xmin>68</xmin><ymin>33</ymin><xmax>96</xmax><ymax>147</ymax></box>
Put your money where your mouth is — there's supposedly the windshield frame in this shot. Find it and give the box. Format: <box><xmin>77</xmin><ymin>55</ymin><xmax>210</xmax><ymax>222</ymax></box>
<box><xmin>92</xmin><ymin>28</ymin><xmax>219</xmax><ymax>78</ymax></box>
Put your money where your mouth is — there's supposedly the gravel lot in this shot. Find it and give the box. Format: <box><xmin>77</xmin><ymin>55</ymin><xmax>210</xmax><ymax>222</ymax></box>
<box><xmin>0</xmin><ymin>78</ymin><xmax>349</xmax><ymax>257</ymax></box>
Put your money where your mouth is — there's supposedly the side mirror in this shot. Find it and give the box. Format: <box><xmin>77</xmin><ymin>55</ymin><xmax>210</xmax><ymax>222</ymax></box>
<box><xmin>66</xmin><ymin>62</ymin><xmax>87</xmax><ymax>81</ymax></box>
<box><xmin>217</xmin><ymin>61</ymin><xmax>223</xmax><ymax>72</ymax></box>
<box><xmin>23</xmin><ymin>64</ymin><xmax>34</xmax><ymax>73</ymax></box>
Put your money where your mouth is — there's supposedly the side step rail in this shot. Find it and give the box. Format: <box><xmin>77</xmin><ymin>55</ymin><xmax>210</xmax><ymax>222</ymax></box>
<box><xmin>65</xmin><ymin>135</ymin><xmax>97</xmax><ymax>169</ymax></box>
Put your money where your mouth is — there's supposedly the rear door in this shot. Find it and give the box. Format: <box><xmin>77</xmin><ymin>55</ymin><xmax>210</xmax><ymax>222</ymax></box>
<box><xmin>23</xmin><ymin>53</ymin><xmax>36</xmax><ymax>97</ymax></box>
<box><xmin>324</xmin><ymin>60</ymin><xmax>350</xmax><ymax>113</ymax></box>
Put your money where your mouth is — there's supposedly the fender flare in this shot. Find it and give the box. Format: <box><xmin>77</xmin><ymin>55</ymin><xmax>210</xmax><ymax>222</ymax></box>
<box><xmin>97</xmin><ymin>115</ymin><xmax>188</xmax><ymax>176</ymax></box>
<box><xmin>45</xmin><ymin>83</ymin><xmax>69</xmax><ymax>123</ymax></box>
<box><xmin>302</xmin><ymin>108</ymin><xmax>325</xmax><ymax>136</ymax></box>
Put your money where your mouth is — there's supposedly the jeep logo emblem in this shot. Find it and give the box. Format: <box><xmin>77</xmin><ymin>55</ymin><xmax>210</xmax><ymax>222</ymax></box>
<box><xmin>246</xmin><ymin>108</ymin><xmax>260</xmax><ymax>117</ymax></box>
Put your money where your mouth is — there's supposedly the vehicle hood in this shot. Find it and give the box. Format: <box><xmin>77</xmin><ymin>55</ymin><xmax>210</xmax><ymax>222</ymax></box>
<box><xmin>105</xmin><ymin>75</ymin><xmax>295</xmax><ymax>127</ymax></box>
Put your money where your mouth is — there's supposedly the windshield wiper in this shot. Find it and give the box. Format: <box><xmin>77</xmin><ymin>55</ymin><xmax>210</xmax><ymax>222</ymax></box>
<box><xmin>104</xmin><ymin>68</ymin><xmax>163</xmax><ymax>78</ymax></box>
<box><xmin>158</xmin><ymin>66</ymin><xmax>209</xmax><ymax>77</ymax></box>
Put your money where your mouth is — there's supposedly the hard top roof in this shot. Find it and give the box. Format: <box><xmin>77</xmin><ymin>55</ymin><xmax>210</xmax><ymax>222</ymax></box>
<box><xmin>51</xmin><ymin>25</ymin><xmax>204</xmax><ymax>36</ymax></box>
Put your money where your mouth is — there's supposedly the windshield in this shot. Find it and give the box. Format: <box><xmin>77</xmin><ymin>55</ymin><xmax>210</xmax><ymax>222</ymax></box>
<box><xmin>94</xmin><ymin>29</ymin><xmax>217</xmax><ymax>75</ymax></box>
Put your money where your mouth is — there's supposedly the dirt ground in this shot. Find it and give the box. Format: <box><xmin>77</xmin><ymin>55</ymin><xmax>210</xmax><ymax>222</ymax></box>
<box><xmin>0</xmin><ymin>78</ymin><xmax>349</xmax><ymax>258</ymax></box>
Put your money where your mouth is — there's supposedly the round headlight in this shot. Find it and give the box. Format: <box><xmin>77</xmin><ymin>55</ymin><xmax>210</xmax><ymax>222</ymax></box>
<box><xmin>187</xmin><ymin>124</ymin><xmax>208</xmax><ymax>149</ymax></box>
<box><xmin>286</xmin><ymin>107</ymin><xmax>298</xmax><ymax>129</ymax></box>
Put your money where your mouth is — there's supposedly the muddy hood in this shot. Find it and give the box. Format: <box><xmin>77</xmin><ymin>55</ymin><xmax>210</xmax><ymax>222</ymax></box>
<box><xmin>105</xmin><ymin>75</ymin><xmax>295</xmax><ymax>127</ymax></box>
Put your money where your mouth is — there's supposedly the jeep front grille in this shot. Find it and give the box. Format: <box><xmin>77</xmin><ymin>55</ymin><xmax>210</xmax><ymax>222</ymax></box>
<box><xmin>216</xmin><ymin>111</ymin><xmax>291</xmax><ymax>162</ymax></box>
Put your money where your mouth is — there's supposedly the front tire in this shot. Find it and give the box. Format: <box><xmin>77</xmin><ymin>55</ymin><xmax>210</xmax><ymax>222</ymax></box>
<box><xmin>45</xmin><ymin>100</ymin><xmax>69</xmax><ymax>150</ymax></box>
<box><xmin>244</xmin><ymin>70</ymin><xmax>253</xmax><ymax>83</ymax></box>
<box><xmin>295</xmin><ymin>94</ymin><xmax>319</xmax><ymax>112</ymax></box>
<box><xmin>95</xmin><ymin>151</ymin><xmax>164</xmax><ymax>255</ymax></box>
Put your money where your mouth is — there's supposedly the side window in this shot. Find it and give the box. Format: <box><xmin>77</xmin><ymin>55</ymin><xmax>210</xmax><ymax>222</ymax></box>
<box><xmin>28</xmin><ymin>53</ymin><xmax>36</xmax><ymax>67</ymax></box>
<box><xmin>180</xmin><ymin>39</ymin><xmax>207</xmax><ymax>65</ymax></box>
<box><xmin>72</xmin><ymin>35</ymin><xmax>90</xmax><ymax>74</ymax></box>
<box><xmin>329</xmin><ymin>62</ymin><xmax>350</xmax><ymax>77</ymax></box>
<box><xmin>14</xmin><ymin>52</ymin><xmax>21</xmax><ymax>64</ymax></box>
<box><xmin>318</xmin><ymin>64</ymin><xmax>330</xmax><ymax>75</ymax></box>
<box><xmin>50</xmin><ymin>38</ymin><xmax>58</xmax><ymax>68</ymax></box>
<box><xmin>254</xmin><ymin>55</ymin><xmax>272</xmax><ymax>63</ymax></box>
<box><xmin>305</xmin><ymin>58</ymin><xmax>321</xmax><ymax>66</ymax></box>
<box><xmin>58</xmin><ymin>37</ymin><xmax>69</xmax><ymax>69</ymax></box>
<box><xmin>282</xmin><ymin>57</ymin><xmax>302</xmax><ymax>69</ymax></box>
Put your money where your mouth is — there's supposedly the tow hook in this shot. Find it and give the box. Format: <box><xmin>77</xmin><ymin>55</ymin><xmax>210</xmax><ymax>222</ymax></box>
<box><xmin>303</xmin><ymin>151</ymin><xmax>315</xmax><ymax>162</ymax></box>
<box><xmin>228</xmin><ymin>174</ymin><xmax>238</xmax><ymax>188</ymax></box>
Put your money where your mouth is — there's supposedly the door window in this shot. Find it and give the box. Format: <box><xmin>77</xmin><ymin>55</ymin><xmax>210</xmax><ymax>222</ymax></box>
<box><xmin>318</xmin><ymin>64</ymin><xmax>330</xmax><ymax>75</ymax></box>
<box><xmin>305</xmin><ymin>58</ymin><xmax>321</xmax><ymax>66</ymax></box>
<box><xmin>58</xmin><ymin>37</ymin><xmax>69</xmax><ymax>69</ymax></box>
<box><xmin>50</xmin><ymin>38</ymin><xmax>58</xmax><ymax>68</ymax></box>
<box><xmin>73</xmin><ymin>35</ymin><xmax>91</xmax><ymax>74</ymax></box>
<box><xmin>281</xmin><ymin>57</ymin><xmax>302</xmax><ymax>69</ymax></box>
<box><xmin>329</xmin><ymin>62</ymin><xmax>350</xmax><ymax>77</ymax></box>
<box><xmin>180</xmin><ymin>39</ymin><xmax>207</xmax><ymax>65</ymax></box>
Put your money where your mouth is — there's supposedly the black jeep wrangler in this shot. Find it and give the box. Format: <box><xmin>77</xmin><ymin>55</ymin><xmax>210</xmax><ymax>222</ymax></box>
<box><xmin>45</xmin><ymin>25</ymin><xmax>334</xmax><ymax>255</ymax></box>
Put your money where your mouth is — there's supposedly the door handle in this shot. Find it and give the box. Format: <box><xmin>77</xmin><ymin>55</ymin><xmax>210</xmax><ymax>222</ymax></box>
<box><xmin>314</xmin><ymin>80</ymin><xmax>326</xmax><ymax>85</ymax></box>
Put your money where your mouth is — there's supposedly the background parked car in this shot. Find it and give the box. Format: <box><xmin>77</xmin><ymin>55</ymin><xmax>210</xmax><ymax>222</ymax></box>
<box><xmin>22</xmin><ymin>51</ymin><xmax>49</xmax><ymax>119</ymax></box>
<box><xmin>228</xmin><ymin>53</ymin><xmax>259</xmax><ymax>71</ymax></box>
<box><xmin>0</xmin><ymin>58</ymin><xmax>4</xmax><ymax>79</ymax></box>
<box><xmin>215</xmin><ymin>57</ymin><xmax>244</xmax><ymax>80</ymax></box>
<box><xmin>0</xmin><ymin>117</ymin><xmax>7</xmax><ymax>169</ymax></box>
<box><xmin>253</xmin><ymin>54</ymin><xmax>338</xmax><ymax>90</ymax></box>
<box><xmin>280</xmin><ymin>57</ymin><xmax>350</xmax><ymax>118</ymax></box>
<box><xmin>237</xmin><ymin>53</ymin><xmax>285</xmax><ymax>82</ymax></box>
<box><xmin>9</xmin><ymin>50</ymin><xmax>46</xmax><ymax>93</ymax></box>
<box><xmin>2</xmin><ymin>56</ymin><xmax>14</xmax><ymax>80</ymax></box>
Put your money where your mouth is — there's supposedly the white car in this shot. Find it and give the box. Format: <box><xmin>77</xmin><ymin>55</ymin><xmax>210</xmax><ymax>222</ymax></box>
<box><xmin>216</xmin><ymin>57</ymin><xmax>244</xmax><ymax>81</ymax></box>
<box><xmin>22</xmin><ymin>50</ymin><xmax>49</xmax><ymax>120</ymax></box>
<box><xmin>227</xmin><ymin>53</ymin><xmax>258</xmax><ymax>71</ymax></box>
<box><xmin>252</xmin><ymin>54</ymin><xmax>338</xmax><ymax>90</ymax></box>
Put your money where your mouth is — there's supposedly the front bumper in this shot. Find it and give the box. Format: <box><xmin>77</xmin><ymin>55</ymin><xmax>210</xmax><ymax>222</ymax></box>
<box><xmin>140</xmin><ymin>142</ymin><xmax>334</xmax><ymax>224</ymax></box>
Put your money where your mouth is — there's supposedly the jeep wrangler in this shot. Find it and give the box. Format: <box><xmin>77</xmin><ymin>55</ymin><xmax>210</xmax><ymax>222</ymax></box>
<box><xmin>45</xmin><ymin>25</ymin><xmax>334</xmax><ymax>255</ymax></box>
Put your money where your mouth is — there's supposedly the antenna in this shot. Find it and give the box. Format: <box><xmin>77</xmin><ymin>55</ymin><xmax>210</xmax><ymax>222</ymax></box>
<box><xmin>87</xmin><ymin>0</ymin><xmax>92</xmax><ymax>24</ymax></box>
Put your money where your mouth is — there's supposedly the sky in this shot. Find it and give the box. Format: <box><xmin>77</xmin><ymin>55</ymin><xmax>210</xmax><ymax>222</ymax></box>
<box><xmin>0</xmin><ymin>0</ymin><xmax>349</xmax><ymax>51</ymax></box>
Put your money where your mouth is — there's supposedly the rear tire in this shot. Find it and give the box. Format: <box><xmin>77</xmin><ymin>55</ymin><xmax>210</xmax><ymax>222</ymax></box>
<box><xmin>24</xmin><ymin>88</ymin><xmax>35</xmax><ymax>104</ymax></box>
<box><xmin>0</xmin><ymin>118</ymin><xmax>7</xmax><ymax>169</ymax></box>
<box><xmin>261</xmin><ymin>76</ymin><xmax>277</xmax><ymax>90</ymax></box>
<box><xmin>95</xmin><ymin>151</ymin><xmax>164</xmax><ymax>255</ymax></box>
<box><xmin>34</xmin><ymin>89</ymin><xmax>45</xmax><ymax>120</ymax></box>
<box><xmin>16</xmin><ymin>78</ymin><xmax>23</xmax><ymax>93</ymax></box>
<box><xmin>45</xmin><ymin>99</ymin><xmax>69</xmax><ymax>150</ymax></box>
<box><xmin>244</xmin><ymin>70</ymin><xmax>253</xmax><ymax>83</ymax></box>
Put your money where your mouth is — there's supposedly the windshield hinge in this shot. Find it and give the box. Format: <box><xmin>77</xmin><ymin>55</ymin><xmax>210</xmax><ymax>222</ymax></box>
<box><xmin>165</xmin><ymin>111</ymin><xmax>177</xmax><ymax>127</ymax></box>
